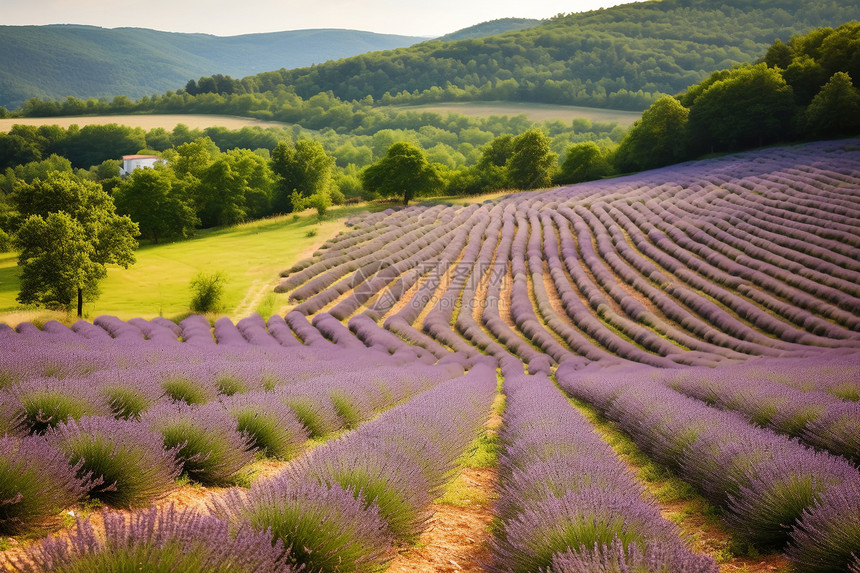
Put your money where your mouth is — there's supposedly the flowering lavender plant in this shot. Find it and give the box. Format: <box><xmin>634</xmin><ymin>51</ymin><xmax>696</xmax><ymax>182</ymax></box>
<box><xmin>0</xmin><ymin>434</ymin><xmax>88</xmax><ymax>534</ymax></box>
<box><xmin>11</xmin><ymin>504</ymin><xmax>297</xmax><ymax>573</ymax></box>
<box><xmin>49</xmin><ymin>415</ymin><xmax>181</xmax><ymax>507</ymax></box>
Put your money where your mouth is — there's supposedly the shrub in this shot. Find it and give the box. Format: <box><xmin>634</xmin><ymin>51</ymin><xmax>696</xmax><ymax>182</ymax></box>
<box><xmin>0</xmin><ymin>435</ymin><xmax>88</xmax><ymax>534</ymax></box>
<box><xmin>551</xmin><ymin>537</ymin><xmax>720</xmax><ymax>573</ymax></box>
<box><xmin>16</xmin><ymin>388</ymin><xmax>102</xmax><ymax>434</ymax></box>
<box><xmin>102</xmin><ymin>385</ymin><xmax>154</xmax><ymax>420</ymax></box>
<box><xmin>50</xmin><ymin>416</ymin><xmax>181</xmax><ymax>508</ymax></box>
<box><xmin>189</xmin><ymin>271</ymin><xmax>226</xmax><ymax>313</ymax></box>
<box><xmin>145</xmin><ymin>404</ymin><xmax>254</xmax><ymax>486</ymax></box>
<box><xmin>226</xmin><ymin>397</ymin><xmax>309</xmax><ymax>460</ymax></box>
<box><xmin>14</xmin><ymin>504</ymin><xmax>296</xmax><ymax>573</ymax></box>
<box><xmin>787</xmin><ymin>479</ymin><xmax>860</xmax><ymax>573</ymax></box>
<box><xmin>161</xmin><ymin>376</ymin><xmax>210</xmax><ymax>405</ymax></box>
<box><xmin>214</xmin><ymin>480</ymin><xmax>393</xmax><ymax>572</ymax></box>
<box><xmin>216</xmin><ymin>374</ymin><xmax>247</xmax><ymax>397</ymax></box>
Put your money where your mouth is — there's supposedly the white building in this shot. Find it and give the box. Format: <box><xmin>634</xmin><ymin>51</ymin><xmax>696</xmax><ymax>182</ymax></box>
<box><xmin>120</xmin><ymin>154</ymin><xmax>160</xmax><ymax>176</ymax></box>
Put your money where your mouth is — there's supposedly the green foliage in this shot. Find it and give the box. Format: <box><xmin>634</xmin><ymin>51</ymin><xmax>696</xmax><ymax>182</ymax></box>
<box><xmin>242</xmin><ymin>1</ymin><xmax>860</xmax><ymax>111</ymax></box>
<box><xmin>11</xmin><ymin>172</ymin><xmax>139</xmax><ymax>315</ymax></box>
<box><xmin>282</xmin><ymin>398</ymin><xmax>337</xmax><ymax>438</ymax></box>
<box><xmin>612</xmin><ymin>22</ymin><xmax>860</xmax><ymax>171</ymax></box>
<box><xmin>232</xmin><ymin>408</ymin><xmax>303</xmax><ymax>459</ymax></box>
<box><xmin>189</xmin><ymin>271</ymin><xmax>226</xmax><ymax>314</ymax></box>
<box><xmin>687</xmin><ymin>63</ymin><xmax>796</xmax><ymax>152</ymax></box>
<box><xmin>271</xmin><ymin>139</ymin><xmax>335</xmax><ymax>213</ymax></box>
<box><xmin>0</xmin><ymin>154</ymin><xmax>72</xmax><ymax>194</ymax></box>
<box><xmin>613</xmin><ymin>95</ymin><xmax>690</xmax><ymax>172</ymax></box>
<box><xmin>216</xmin><ymin>375</ymin><xmax>247</xmax><ymax>397</ymax></box>
<box><xmin>329</xmin><ymin>391</ymin><xmax>363</xmax><ymax>429</ymax></box>
<box><xmin>506</xmin><ymin>129</ymin><xmax>558</xmax><ymax>190</ymax></box>
<box><xmin>557</xmin><ymin>141</ymin><xmax>614</xmax><ymax>184</ymax></box>
<box><xmin>113</xmin><ymin>166</ymin><xmax>198</xmax><ymax>244</ymax></box>
<box><xmin>803</xmin><ymin>71</ymin><xmax>860</xmax><ymax>137</ymax></box>
<box><xmin>161</xmin><ymin>377</ymin><xmax>210</xmax><ymax>406</ymax></box>
<box><xmin>57</xmin><ymin>431</ymin><xmax>176</xmax><ymax>507</ymax></box>
<box><xmin>195</xmin><ymin>148</ymin><xmax>274</xmax><ymax>227</ymax></box>
<box><xmin>156</xmin><ymin>418</ymin><xmax>247</xmax><ymax>485</ymax></box>
<box><xmin>361</xmin><ymin>142</ymin><xmax>443</xmax><ymax>204</ymax></box>
<box><xmin>103</xmin><ymin>386</ymin><xmax>153</xmax><ymax>420</ymax></box>
<box><xmin>18</xmin><ymin>390</ymin><xmax>97</xmax><ymax>434</ymax></box>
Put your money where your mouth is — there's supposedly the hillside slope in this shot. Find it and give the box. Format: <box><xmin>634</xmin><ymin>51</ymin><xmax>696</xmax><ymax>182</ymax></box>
<box><xmin>0</xmin><ymin>25</ymin><xmax>427</xmax><ymax>109</ymax></box>
<box><xmin>275</xmin><ymin>138</ymin><xmax>860</xmax><ymax>369</ymax></box>
<box><xmin>248</xmin><ymin>0</ymin><xmax>860</xmax><ymax>109</ymax></box>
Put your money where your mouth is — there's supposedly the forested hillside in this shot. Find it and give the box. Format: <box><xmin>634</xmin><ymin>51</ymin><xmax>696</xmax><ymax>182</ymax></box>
<box><xmin>243</xmin><ymin>0</ymin><xmax>860</xmax><ymax>110</ymax></box>
<box><xmin>0</xmin><ymin>26</ymin><xmax>426</xmax><ymax>109</ymax></box>
<box><xmin>435</xmin><ymin>18</ymin><xmax>542</xmax><ymax>42</ymax></box>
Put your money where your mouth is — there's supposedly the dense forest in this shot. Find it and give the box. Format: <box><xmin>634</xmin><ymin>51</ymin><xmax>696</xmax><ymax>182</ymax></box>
<box><xmin>191</xmin><ymin>0</ymin><xmax>860</xmax><ymax>110</ymax></box>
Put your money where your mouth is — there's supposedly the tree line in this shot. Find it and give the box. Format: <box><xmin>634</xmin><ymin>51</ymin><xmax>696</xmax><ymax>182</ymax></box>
<box><xmin>611</xmin><ymin>22</ymin><xmax>860</xmax><ymax>173</ymax></box>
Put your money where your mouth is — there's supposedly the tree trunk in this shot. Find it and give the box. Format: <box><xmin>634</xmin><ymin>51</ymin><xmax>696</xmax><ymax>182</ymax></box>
<box><xmin>77</xmin><ymin>287</ymin><xmax>83</xmax><ymax>318</ymax></box>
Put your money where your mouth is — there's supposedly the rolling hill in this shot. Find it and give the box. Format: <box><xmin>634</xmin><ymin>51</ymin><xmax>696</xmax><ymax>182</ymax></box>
<box><xmin>0</xmin><ymin>25</ymin><xmax>428</xmax><ymax>109</ymax></box>
<box><xmin>244</xmin><ymin>0</ymin><xmax>860</xmax><ymax>109</ymax></box>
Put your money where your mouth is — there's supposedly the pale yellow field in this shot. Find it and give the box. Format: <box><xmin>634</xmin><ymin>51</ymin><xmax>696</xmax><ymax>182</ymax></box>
<box><xmin>386</xmin><ymin>102</ymin><xmax>642</xmax><ymax>126</ymax></box>
<box><xmin>0</xmin><ymin>114</ymin><xmax>293</xmax><ymax>132</ymax></box>
<box><xmin>0</xmin><ymin>102</ymin><xmax>642</xmax><ymax>133</ymax></box>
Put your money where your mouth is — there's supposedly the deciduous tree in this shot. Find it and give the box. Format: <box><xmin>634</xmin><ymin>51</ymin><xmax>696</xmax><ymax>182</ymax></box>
<box><xmin>12</xmin><ymin>172</ymin><xmax>139</xmax><ymax>316</ymax></box>
<box><xmin>803</xmin><ymin>72</ymin><xmax>860</xmax><ymax>138</ymax></box>
<box><xmin>687</xmin><ymin>63</ymin><xmax>795</xmax><ymax>152</ymax></box>
<box><xmin>506</xmin><ymin>129</ymin><xmax>557</xmax><ymax>190</ymax></box>
<box><xmin>558</xmin><ymin>141</ymin><xmax>614</xmax><ymax>184</ymax></box>
<box><xmin>113</xmin><ymin>166</ymin><xmax>198</xmax><ymax>244</ymax></box>
<box><xmin>613</xmin><ymin>95</ymin><xmax>690</xmax><ymax>172</ymax></box>
<box><xmin>271</xmin><ymin>140</ymin><xmax>334</xmax><ymax>213</ymax></box>
<box><xmin>361</xmin><ymin>142</ymin><xmax>442</xmax><ymax>204</ymax></box>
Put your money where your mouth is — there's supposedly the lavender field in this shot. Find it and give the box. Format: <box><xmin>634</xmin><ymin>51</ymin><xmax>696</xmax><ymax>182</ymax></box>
<box><xmin>1</xmin><ymin>139</ymin><xmax>859</xmax><ymax>571</ymax></box>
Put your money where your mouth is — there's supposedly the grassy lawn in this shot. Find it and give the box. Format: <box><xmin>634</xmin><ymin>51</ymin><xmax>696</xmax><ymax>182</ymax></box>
<box><xmin>0</xmin><ymin>205</ymin><xmax>376</xmax><ymax>326</ymax></box>
<box><xmin>0</xmin><ymin>189</ymin><xmax>516</xmax><ymax>328</ymax></box>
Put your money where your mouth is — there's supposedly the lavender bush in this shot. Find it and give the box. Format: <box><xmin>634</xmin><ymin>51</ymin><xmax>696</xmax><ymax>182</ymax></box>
<box><xmin>0</xmin><ymin>434</ymin><xmax>88</xmax><ymax>534</ymax></box>
<box><xmin>144</xmin><ymin>403</ymin><xmax>255</xmax><ymax>485</ymax></box>
<box><xmin>49</xmin><ymin>416</ymin><xmax>181</xmax><ymax>507</ymax></box>
<box><xmin>11</xmin><ymin>504</ymin><xmax>296</xmax><ymax>573</ymax></box>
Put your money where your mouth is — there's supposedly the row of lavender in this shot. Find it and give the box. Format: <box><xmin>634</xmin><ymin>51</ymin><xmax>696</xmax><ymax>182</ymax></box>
<box><xmin>663</xmin><ymin>356</ymin><xmax>859</xmax><ymax>464</ymax></box>
<box><xmin>275</xmin><ymin>139</ymin><xmax>860</xmax><ymax>373</ymax></box>
<box><xmin>491</xmin><ymin>368</ymin><xmax>718</xmax><ymax>572</ymax></box>
<box><xmin>556</xmin><ymin>358</ymin><xmax>860</xmax><ymax>572</ymax></box>
<box><xmin>6</xmin><ymin>364</ymin><xmax>497</xmax><ymax>572</ymax></box>
<box><xmin>0</xmin><ymin>319</ymin><xmax>461</xmax><ymax>537</ymax></box>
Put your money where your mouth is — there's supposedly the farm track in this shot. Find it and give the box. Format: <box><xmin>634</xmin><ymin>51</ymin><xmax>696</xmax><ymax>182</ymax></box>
<box><xmin>2</xmin><ymin>139</ymin><xmax>859</xmax><ymax>571</ymax></box>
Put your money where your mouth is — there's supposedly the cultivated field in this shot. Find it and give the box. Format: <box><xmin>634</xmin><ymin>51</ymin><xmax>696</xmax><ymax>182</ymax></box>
<box><xmin>386</xmin><ymin>102</ymin><xmax>643</xmax><ymax>126</ymax></box>
<box><xmin>1</xmin><ymin>139</ymin><xmax>858</xmax><ymax>572</ymax></box>
<box><xmin>0</xmin><ymin>102</ymin><xmax>641</xmax><ymax>134</ymax></box>
<box><xmin>0</xmin><ymin>114</ymin><xmax>295</xmax><ymax>133</ymax></box>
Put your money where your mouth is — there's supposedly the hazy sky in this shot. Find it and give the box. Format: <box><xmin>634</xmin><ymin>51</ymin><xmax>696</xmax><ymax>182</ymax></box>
<box><xmin>3</xmin><ymin>0</ymin><xmax>640</xmax><ymax>38</ymax></box>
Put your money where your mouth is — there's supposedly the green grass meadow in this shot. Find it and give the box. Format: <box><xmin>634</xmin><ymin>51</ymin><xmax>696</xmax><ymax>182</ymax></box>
<box><xmin>0</xmin><ymin>207</ymin><xmax>371</xmax><ymax>326</ymax></box>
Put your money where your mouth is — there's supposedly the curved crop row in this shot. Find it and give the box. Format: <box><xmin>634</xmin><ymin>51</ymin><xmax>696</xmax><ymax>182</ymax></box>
<box><xmin>557</xmin><ymin>361</ymin><xmax>860</xmax><ymax>572</ymax></box>
<box><xmin>490</xmin><ymin>371</ymin><xmax>717</xmax><ymax>572</ymax></box>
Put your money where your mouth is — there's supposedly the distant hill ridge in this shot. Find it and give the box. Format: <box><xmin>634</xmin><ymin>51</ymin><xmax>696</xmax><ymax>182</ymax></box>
<box><xmin>436</xmin><ymin>18</ymin><xmax>543</xmax><ymax>41</ymax></box>
<box><xmin>0</xmin><ymin>25</ymin><xmax>429</xmax><ymax>109</ymax></box>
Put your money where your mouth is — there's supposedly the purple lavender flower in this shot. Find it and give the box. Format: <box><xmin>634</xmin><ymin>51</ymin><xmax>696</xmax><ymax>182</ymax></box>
<box><xmin>49</xmin><ymin>415</ymin><xmax>181</xmax><ymax>507</ymax></box>
<box><xmin>0</xmin><ymin>434</ymin><xmax>88</xmax><ymax>534</ymax></box>
<box><xmin>12</xmin><ymin>504</ymin><xmax>296</xmax><ymax>573</ymax></box>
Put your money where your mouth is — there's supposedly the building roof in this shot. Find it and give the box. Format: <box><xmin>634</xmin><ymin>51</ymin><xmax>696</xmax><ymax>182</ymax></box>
<box><xmin>122</xmin><ymin>154</ymin><xmax>159</xmax><ymax>160</ymax></box>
